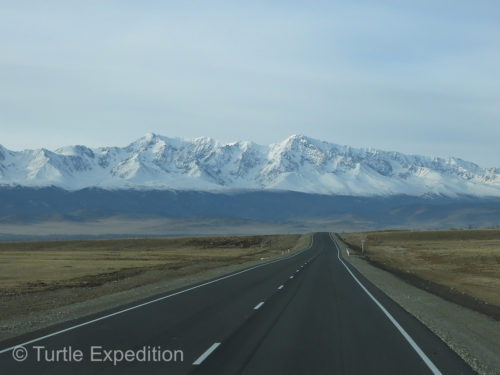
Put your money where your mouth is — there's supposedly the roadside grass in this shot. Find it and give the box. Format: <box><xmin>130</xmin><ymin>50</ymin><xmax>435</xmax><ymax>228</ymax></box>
<box><xmin>339</xmin><ymin>229</ymin><xmax>500</xmax><ymax>310</ymax></box>
<box><xmin>0</xmin><ymin>234</ymin><xmax>308</xmax><ymax>296</ymax></box>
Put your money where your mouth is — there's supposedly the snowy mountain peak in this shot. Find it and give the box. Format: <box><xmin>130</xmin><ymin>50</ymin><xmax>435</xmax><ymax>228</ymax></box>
<box><xmin>279</xmin><ymin>134</ymin><xmax>324</xmax><ymax>149</ymax></box>
<box><xmin>0</xmin><ymin>135</ymin><xmax>499</xmax><ymax>197</ymax></box>
<box><xmin>55</xmin><ymin>145</ymin><xmax>95</xmax><ymax>158</ymax></box>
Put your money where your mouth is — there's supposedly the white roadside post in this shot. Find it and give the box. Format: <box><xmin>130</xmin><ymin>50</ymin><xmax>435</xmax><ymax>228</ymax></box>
<box><xmin>361</xmin><ymin>239</ymin><xmax>366</xmax><ymax>255</ymax></box>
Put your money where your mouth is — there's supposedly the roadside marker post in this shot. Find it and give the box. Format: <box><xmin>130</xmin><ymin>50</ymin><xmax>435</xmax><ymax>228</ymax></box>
<box><xmin>361</xmin><ymin>239</ymin><xmax>366</xmax><ymax>255</ymax></box>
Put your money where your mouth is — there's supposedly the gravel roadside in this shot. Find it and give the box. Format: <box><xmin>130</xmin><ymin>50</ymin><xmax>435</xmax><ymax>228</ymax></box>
<box><xmin>332</xmin><ymin>233</ymin><xmax>500</xmax><ymax>375</ymax></box>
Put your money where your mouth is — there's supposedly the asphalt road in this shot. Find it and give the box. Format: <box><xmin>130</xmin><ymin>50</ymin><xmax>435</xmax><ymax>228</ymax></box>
<box><xmin>0</xmin><ymin>233</ymin><xmax>475</xmax><ymax>374</ymax></box>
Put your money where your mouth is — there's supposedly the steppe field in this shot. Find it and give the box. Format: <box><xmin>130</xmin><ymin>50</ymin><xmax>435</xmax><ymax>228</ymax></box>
<box><xmin>339</xmin><ymin>229</ymin><xmax>500</xmax><ymax>319</ymax></box>
<box><xmin>0</xmin><ymin>234</ymin><xmax>309</xmax><ymax>321</ymax></box>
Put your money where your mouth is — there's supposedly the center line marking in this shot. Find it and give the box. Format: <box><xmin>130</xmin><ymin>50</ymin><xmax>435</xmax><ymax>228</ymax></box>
<box><xmin>278</xmin><ymin>285</ymin><xmax>284</xmax><ymax>290</ymax></box>
<box><xmin>0</xmin><ymin>235</ymin><xmax>316</xmax><ymax>356</ymax></box>
<box><xmin>193</xmin><ymin>342</ymin><xmax>220</xmax><ymax>365</ymax></box>
<box><xmin>254</xmin><ymin>302</ymin><xmax>265</xmax><ymax>310</ymax></box>
<box><xmin>290</xmin><ymin>276</ymin><xmax>294</xmax><ymax>279</ymax></box>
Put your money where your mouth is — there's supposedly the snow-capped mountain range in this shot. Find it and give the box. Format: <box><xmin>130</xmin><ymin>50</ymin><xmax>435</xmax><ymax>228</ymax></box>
<box><xmin>1</xmin><ymin>133</ymin><xmax>499</xmax><ymax>197</ymax></box>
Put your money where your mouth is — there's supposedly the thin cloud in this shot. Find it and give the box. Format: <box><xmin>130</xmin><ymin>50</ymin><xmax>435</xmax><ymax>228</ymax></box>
<box><xmin>0</xmin><ymin>1</ymin><xmax>499</xmax><ymax>167</ymax></box>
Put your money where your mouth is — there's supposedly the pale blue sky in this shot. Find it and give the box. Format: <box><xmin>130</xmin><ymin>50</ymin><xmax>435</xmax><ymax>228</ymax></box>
<box><xmin>1</xmin><ymin>1</ymin><xmax>499</xmax><ymax>167</ymax></box>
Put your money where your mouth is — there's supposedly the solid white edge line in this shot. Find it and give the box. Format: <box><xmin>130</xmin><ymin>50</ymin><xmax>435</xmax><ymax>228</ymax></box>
<box><xmin>254</xmin><ymin>302</ymin><xmax>265</xmax><ymax>310</ymax></box>
<box><xmin>193</xmin><ymin>342</ymin><xmax>221</xmax><ymax>365</ymax></box>
<box><xmin>329</xmin><ymin>233</ymin><xmax>442</xmax><ymax>375</ymax></box>
<box><xmin>0</xmin><ymin>235</ymin><xmax>315</xmax><ymax>355</ymax></box>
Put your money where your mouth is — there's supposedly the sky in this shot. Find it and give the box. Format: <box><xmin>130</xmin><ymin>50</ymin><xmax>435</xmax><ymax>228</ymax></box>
<box><xmin>1</xmin><ymin>1</ymin><xmax>499</xmax><ymax>167</ymax></box>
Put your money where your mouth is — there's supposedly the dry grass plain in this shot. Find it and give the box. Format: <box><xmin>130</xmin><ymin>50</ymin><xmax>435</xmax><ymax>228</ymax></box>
<box><xmin>0</xmin><ymin>234</ymin><xmax>309</xmax><ymax>321</ymax></box>
<box><xmin>339</xmin><ymin>229</ymin><xmax>500</xmax><ymax>318</ymax></box>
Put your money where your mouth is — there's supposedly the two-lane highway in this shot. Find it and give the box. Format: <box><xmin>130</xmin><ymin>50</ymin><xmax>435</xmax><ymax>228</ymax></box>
<box><xmin>0</xmin><ymin>233</ymin><xmax>474</xmax><ymax>374</ymax></box>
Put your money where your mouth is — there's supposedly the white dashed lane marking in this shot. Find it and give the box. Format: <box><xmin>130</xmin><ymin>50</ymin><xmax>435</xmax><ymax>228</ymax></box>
<box><xmin>254</xmin><ymin>302</ymin><xmax>265</xmax><ymax>310</ymax></box>
<box><xmin>193</xmin><ymin>343</ymin><xmax>221</xmax><ymax>365</ymax></box>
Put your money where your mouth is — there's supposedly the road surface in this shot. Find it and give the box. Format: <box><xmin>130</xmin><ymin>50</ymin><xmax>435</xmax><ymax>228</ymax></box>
<box><xmin>0</xmin><ymin>233</ymin><xmax>474</xmax><ymax>374</ymax></box>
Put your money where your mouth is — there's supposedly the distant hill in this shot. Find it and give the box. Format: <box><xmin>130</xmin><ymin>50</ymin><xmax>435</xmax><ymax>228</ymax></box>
<box><xmin>1</xmin><ymin>187</ymin><xmax>499</xmax><ymax>233</ymax></box>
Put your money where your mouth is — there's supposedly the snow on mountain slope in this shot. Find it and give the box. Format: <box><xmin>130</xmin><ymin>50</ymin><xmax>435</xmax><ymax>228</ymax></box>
<box><xmin>0</xmin><ymin>133</ymin><xmax>499</xmax><ymax>196</ymax></box>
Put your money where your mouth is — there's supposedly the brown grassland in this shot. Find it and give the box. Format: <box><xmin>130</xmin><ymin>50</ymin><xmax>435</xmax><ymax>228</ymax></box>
<box><xmin>0</xmin><ymin>234</ymin><xmax>309</xmax><ymax>321</ymax></box>
<box><xmin>0</xmin><ymin>235</ymin><xmax>307</xmax><ymax>295</ymax></box>
<box><xmin>339</xmin><ymin>229</ymin><xmax>500</xmax><ymax>318</ymax></box>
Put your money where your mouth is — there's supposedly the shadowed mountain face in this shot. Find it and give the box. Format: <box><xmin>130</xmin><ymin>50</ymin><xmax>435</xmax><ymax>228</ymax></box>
<box><xmin>1</xmin><ymin>187</ymin><xmax>499</xmax><ymax>238</ymax></box>
<box><xmin>0</xmin><ymin>134</ymin><xmax>499</xmax><ymax>196</ymax></box>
